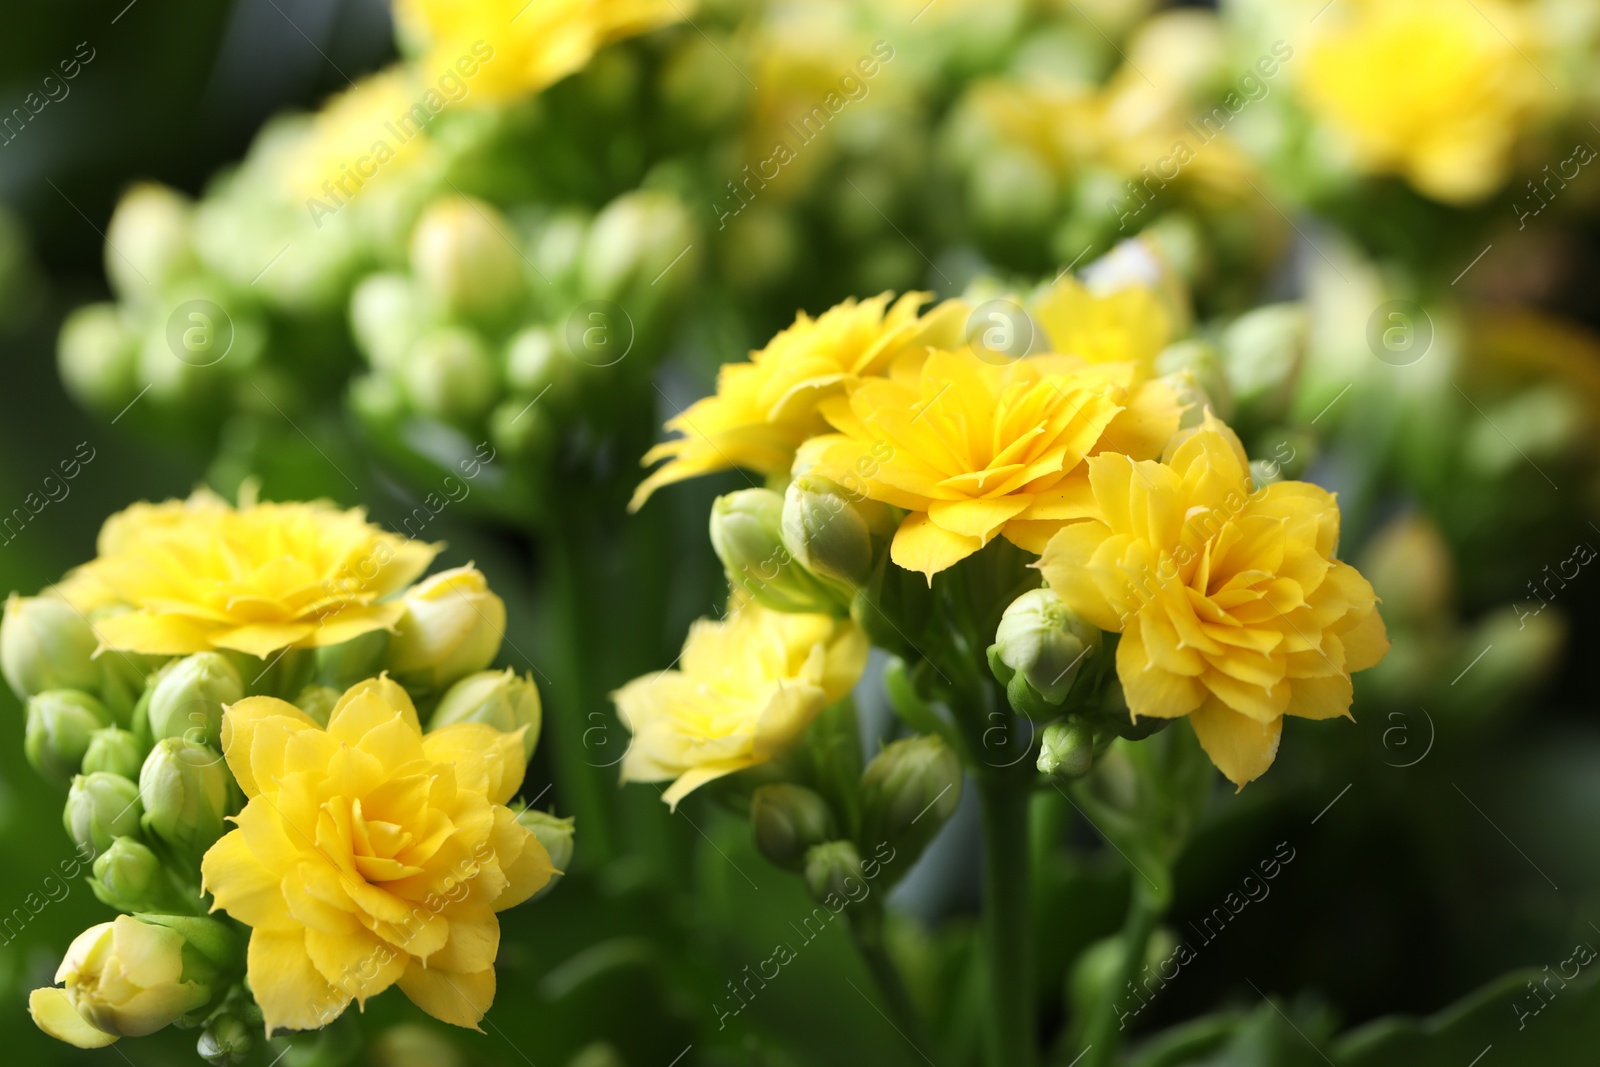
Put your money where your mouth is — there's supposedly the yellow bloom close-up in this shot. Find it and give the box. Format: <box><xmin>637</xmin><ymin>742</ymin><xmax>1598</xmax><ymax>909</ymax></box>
<box><xmin>282</xmin><ymin>67</ymin><xmax>436</xmax><ymax>202</ymax></box>
<box><xmin>613</xmin><ymin>600</ymin><xmax>867</xmax><ymax>808</ymax></box>
<box><xmin>200</xmin><ymin>677</ymin><xmax>552</xmax><ymax>1033</ymax></box>
<box><xmin>394</xmin><ymin>0</ymin><xmax>684</xmax><ymax>105</ymax></box>
<box><xmin>1027</xmin><ymin>273</ymin><xmax>1174</xmax><ymax>370</ymax></box>
<box><xmin>630</xmin><ymin>291</ymin><xmax>969</xmax><ymax>509</ymax></box>
<box><xmin>1037</xmin><ymin>416</ymin><xmax>1389</xmax><ymax>787</ymax></box>
<box><xmin>802</xmin><ymin>347</ymin><xmax>1183</xmax><ymax>580</ymax></box>
<box><xmin>58</xmin><ymin>489</ymin><xmax>439</xmax><ymax>659</ymax></box>
<box><xmin>1298</xmin><ymin>0</ymin><xmax>1546</xmax><ymax>204</ymax></box>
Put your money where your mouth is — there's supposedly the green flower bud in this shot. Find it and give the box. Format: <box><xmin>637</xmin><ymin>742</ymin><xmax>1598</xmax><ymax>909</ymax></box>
<box><xmin>64</xmin><ymin>772</ymin><xmax>142</xmax><ymax>854</ymax></box>
<box><xmin>579</xmin><ymin>191</ymin><xmax>697</xmax><ymax>304</ymax></box>
<box><xmin>88</xmin><ymin>607</ymin><xmax>158</xmax><ymax>723</ymax></box>
<box><xmin>196</xmin><ymin>1013</ymin><xmax>253</xmax><ymax>1066</ymax></box>
<box><xmin>1156</xmin><ymin>341</ymin><xmax>1234</xmax><ymax>424</ymax></box>
<box><xmin>750</xmin><ymin>784</ymin><xmax>836</xmax><ymax>872</ymax></box>
<box><xmin>802</xmin><ymin>840</ymin><xmax>867</xmax><ymax>906</ymax></box>
<box><xmin>82</xmin><ymin>726</ymin><xmax>147</xmax><ymax>780</ymax></box>
<box><xmin>350</xmin><ymin>273</ymin><xmax>426</xmax><ymax>373</ymax></box>
<box><xmin>105</xmin><ymin>183</ymin><xmax>197</xmax><ymax>301</ymax></box>
<box><xmin>410</xmin><ymin>196</ymin><xmax>526</xmax><ymax>322</ymax></box>
<box><xmin>711</xmin><ymin>489</ymin><xmax>844</xmax><ymax>614</ymax></box>
<box><xmin>315</xmin><ymin>627</ymin><xmax>391</xmax><ymax>690</ymax></box>
<box><xmin>147</xmin><ymin>652</ymin><xmax>243</xmax><ymax>750</ymax></box>
<box><xmin>349</xmin><ymin>372</ymin><xmax>408</xmax><ymax>427</ymax></box>
<box><xmin>25</xmin><ymin>690</ymin><xmax>113</xmax><ymax>785</ymax></box>
<box><xmin>988</xmin><ymin>588</ymin><xmax>1102</xmax><ymax>716</ymax></box>
<box><xmin>516</xmin><ymin>808</ymin><xmax>574</xmax><ymax>900</ymax></box>
<box><xmin>89</xmin><ymin>837</ymin><xmax>196</xmax><ymax>915</ymax></box>
<box><xmin>401</xmin><ymin>328</ymin><xmax>499</xmax><ymax>424</ymax></box>
<box><xmin>1037</xmin><ymin>720</ymin><xmax>1095</xmax><ymax>781</ymax></box>
<box><xmin>2</xmin><ymin>594</ymin><xmax>100</xmax><ymax>700</ymax></box>
<box><xmin>138</xmin><ymin>739</ymin><xmax>230</xmax><ymax>861</ymax></box>
<box><xmin>292</xmin><ymin>684</ymin><xmax>341</xmax><ymax>727</ymax></box>
<box><xmin>488</xmin><ymin>396</ymin><xmax>558</xmax><ymax>461</ymax></box>
<box><xmin>429</xmin><ymin>668</ymin><xmax>541</xmax><ymax>757</ymax></box>
<box><xmin>780</xmin><ymin>475</ymin><xmax>894</xmax><ymax>596</ymax></box>
<box><xmin>390</xmin><ymin>565</ymin><xmax>506</xmax><ymax>692</ymax></box>
<box><xmin>1220</xmin><ymin>303</ymin><xmax>1306</xmax><ymax>421</ymax></box>
<box><xmin>58</xmin><ymin>303</ymin><xmax>140</xmax><ymax>414</ymax></box>
<box><xmin>858</xmin><ymin>735</ymin><xmax>962</xmax><ymax>876</ymax></box>
<box><xmin>504</xmin><ymin>326</ymin><xmax>577</xmax><ymax>408</ymax></box>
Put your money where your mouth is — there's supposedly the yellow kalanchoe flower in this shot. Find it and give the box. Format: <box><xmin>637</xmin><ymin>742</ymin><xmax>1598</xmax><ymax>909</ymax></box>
<box><xmin>1299</xmin><ymin>0</ymin><xmax>1546</xmax><ymax>204</ymax></box>
<box><xmin>395</xmin><ymin>0</ymin><xmax>684</xmax><ymax>105</ymax></box>
<box><xmin>802</xmin><ymin>347</ymin><xmax>1182</xmax><ymax>580</ymax></box>
<box><xmin>630</xmin><ymin>291</ymin><xmax>968</xmax><ymax>509</ymax></box>
<box><xmin>200</xmin><ymin>677</ymin><xmax>553</xmax><ymax>1033</ymax></box>
<box><xmin>613</xmin><ymin>599</ymin><xmax>867</xmax><ymax>808</ymax></box>
<box><xmin>1037</xmin><ymin>415</ymin><xmax>1389</xmax><ymax>787</ymax></box>
<box><xmin>282</xmin><ymin>67</ymin><xmax>434</xmax><ymax>202</ymax></box>
<box><xmin>60</xmin><ymin>489</ymin><xmax>439</xmax><ymax>658</ymax></box>
<box><xmin>1028</xmin><ymin>273</ymin><xmax>1174</xmax><ymax>370</ymax></box>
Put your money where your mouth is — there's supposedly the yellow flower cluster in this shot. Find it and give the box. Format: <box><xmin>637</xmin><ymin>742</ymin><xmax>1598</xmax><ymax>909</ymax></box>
<box><xmin>1038</xmin><ymin>417</ymin><xmax>1389</xmax><ymax>786</ymax></box>
<box><xmin>58</xmin><ymin>488</ymin><xmax>439</xmax><ymax>659</ymax></box>
<box><xmin>201</xmin><ymin>677</ymin><xmax>552</xmax><ymax>1032</ymax></box>
<box><xmin>394</xmin><ymin>0</ymin><xmax>684</xmax><ymax>104</ymax></box>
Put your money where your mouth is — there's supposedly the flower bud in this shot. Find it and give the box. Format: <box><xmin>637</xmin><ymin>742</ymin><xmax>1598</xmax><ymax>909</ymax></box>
<box><xmin>504</xmin><ymin>325</ymin><xmax>577</xmax><ymax>407</ymax></box>
<box><xmin>147</xmin><ymin>652</ymin><xmax>243</xmax><ymax>750</ymax></box>
<box><xmin>196</xmin><ymin>1013</ymin><xmax>253</xmax><ymax>1066</ymax></box>
<box><xmin>89</xmin><ymin>837</ymin><xmax>195</xmax><ymax>915</ymax></box>
<box><xmin>781</xmin><ymin>475</ymin><xmax>894</xmax><ymax>595</ymax></box>
<box><xmin>1037</xmin><ymin>719</ymin><xmax>1095</xmax><ymax>781</ymax></box>
<box><xmin>516</xmin><ymin>808</ymin><xmax>574</xmax><ymax>900</ymax></box>
<box><xmin>350</xmin><ymin>273</ymin><xmax>427</xmax><ymax>373</ymax></box>
<box><xmin>488</xmin><ymin>396</ymin><xmax>559</xmax><ymax>461</ymax></box>
<box><xmin>410</xmin><ymin>196</ymin><xmax>526</xmax><ymax>322</ymax></box>
<box><xmin>64</xmin><ymin>772</ymin><xmax>142</xmax><ymax>855</ymax></box>
<box><xmin>105</xmin><ymin>183</ymin><xmax>197</xmax><ymax>301</ymax></box>
<box><xmin>315</xmin><ymin>627</ymin><xmax>391</xmax><ymax>690</ymax></box>
<box><xmin>29</xmin><ymin>914</ymin><xmax>226</xmax><ymax>1048</ymax></box>
<box><xmin>429</xmin><ymin>668</ymin><xmax>541</xmax><ymax>757</ymax></box>
<box><xmin>711</xmin><ymin>489</ymin><xmax>843</xmax><ymax>615</ymax></box>
<box><xmin>25</xmin><ymin>690</ymin><xmax>113</xmax><ymax>785</ymax></box>
<box><xmin>858</xmin><ymin>735</ymin><xmax>962</xmax><ymax>875</ymax></box>
<box><xmin>58</xmin><ymin>303</ymin><xmax>140</xmax><ymax>414</ymax></box>
<box><xmin>2</xmin><ymin>594</ymin><xmax>100</xmax><ymax>700</ymax></box>
<box><xmin>292</xmin><ymin>684</ymin><xmax>341</xmax><ymax>726</ymax></box>
<box><xmin>988</xmin><ymin>588</ymin><xmax>1102</xmax><ymax>716</ymax></box>
<box><xmin>389</xmin><ymin>565</ymin><xmax>507</xmax><ymax>691</ymax></box>
<box><xmin>138</xmin><ymin>739</ymin><xmax>230</xmax><ymax>861</ymax></box>
<box><xmin>579</xmin><ymin>191</ymin><xmax>697</xmax><ymax>305</ymax></box>
<box><xmin>82</xmin><ymin>726</ymin><xmax>147</xmax><ymax>780</ymax></box>
<box><xmin>400</xmin><ymin>327</ymin><xmax>499</xmax><ymax>424</ymax></box>
<box><xmin>750</xmin><ymin>784</ymin><xmax>836</xmax><ymax>872</ymax></box>
<box><xmin>802</xmin><ymin>840</ymin><xmax>867</xmax><ymax>906</ymax></box>
<box><xmin>1220</xmin><ymin>303</ymin><xmax>1306</xmax><ymax>421</ymax></box>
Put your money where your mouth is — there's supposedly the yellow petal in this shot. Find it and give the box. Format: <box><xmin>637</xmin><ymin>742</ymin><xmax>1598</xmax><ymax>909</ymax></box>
<box><xmin>1286</xmin><ymin>673</ymin><xmax>1355</xmax><ymax>721</ymax></box>
<box><xmin>331</xmin><ymin>676</ymin><xmax>421</xmax><ymax>734</ymax></box>
<box><xmin>29</xmin><ymin>988</ymin><xmax>117</xmax><ymax>1049</ymax></box>
<box><xmin>397</xmin><ymin>959</ymin><xmax>495</xmax><ymax>1031</ymax></box>
<box><xmin>662</xmin><ymin>760</ymin><xmax>755</xmax><ymax>809</ymax></box>
<box><xmin>221</xmin><ymin>696</ymin><xmax>320</xmax><ymax>798</ymax></box>
<box><xmin>202</xmin><ymin>830</ymin><xmax>295</xmax><ymax>931</ymax></box>
<box><xmin>890</xmin><ymin>512</ymin><xmax>982</xmax><ymax>582</ymax></box>
<box><xmin>1189</xmin><ymin>699</ymin><xmax>1281</xmax><ymax>789</ymax></box>
<box><xmin>248</xmin><ymin>929</ymin><xmax>349</xmax><ymax>1035</ymax></box>
<box><xmin>422</xmin><ymin>724</ymin><xmax>526</xmax><ymax>807</ymax></box>
<box><xmin>210</xmin><ymin>622</ymin><xmax>317</xmax><ymax>658</ymax></box>
<box><xmin>493</xmin><ymin>831</ymin><xmax>555</xmax><ymax>912</ymax></box>
<box><xmin>91</xmin><ymin>611</ymin><xmax>214</xmax><ymax>656</ymax></box>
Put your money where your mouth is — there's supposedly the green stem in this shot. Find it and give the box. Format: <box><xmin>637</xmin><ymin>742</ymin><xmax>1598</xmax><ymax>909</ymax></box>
<box><xmin>978</xmin><ymin>773</ymin><xmax>1036</xmax><ymax>1067</ymax></box>
<box><xmin>850</xmin><ymin>907</ymin><xmax>937</xmax><ymax>1061</ymax></box>
<box><xmin>1079</xmin><ymin>887</ymin><xmax>1160</xmax><ymax>1067</ymax></box>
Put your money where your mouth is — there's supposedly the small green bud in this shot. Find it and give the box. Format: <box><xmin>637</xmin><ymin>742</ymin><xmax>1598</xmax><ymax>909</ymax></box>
<box><xmin>1037</xmin><ymin>720</ymin><xmax>1095</xmax><ymax>781</ymax></box>
<box><xmin>292</xmin><ymin>684</ymin><xmax>341</xmax><ymax>727</ymax></box>
<box><xmin>989</xmin><ymin>588</ymin><xmax>1102</xmax><ymax>716</ymax></box>
<box><xmin>750</xmin><ymin>784</ymin><xmax>836</xmax><ymax>872</ymax></box>
<box><xmin>802</xmin><ymin>840</ymin><xmax>867</xmax><ymax>906</ymax></box>
<box><xmin>82</xmin><ymin>726</ymin><xmax>147</xmax><ymax>779</ymax></box>
<box><xmin>410</xmin><ymin>196</ymin><xmax>525</xmax><ymax>322</ymax></box>
<box><xmin>58</xmin><ymin>303</ymin><xmax>140</xmax><ymax>413</ymax></box>
<box><xmin>350</xmin><ymin>273</ymin><xmax>426</xmax><ymax>373</ymax></box>
<box><xmin>65</xmin><ymin>772</ymin><xmax>142</xmax><ymax>854</ymax></box>
<box><xmin>88</xmin><ymin>607</ymin><xmax>158</xmax><ymax>723</ymax></box>
<box><xmin>579</xmin><ymin>191</ymin><xmax>697</xmax><ymax>304</ymax></box>
<box><xmin>314</xmin><ymin>627</ymin><xmax>390</xmax><ymax>690</ymax></box>
<box><xmin>401</xmin><ymin>328</ymin><xmax>499</xmax><ymax>424</ymax></box>
<box><xmin>516</xmin><ymin>808</ymin><xmax>574</xmax><ymax>900</ymax></box>
<box><xmin>780</xmin><ymin>475</ymin><xmax>894</xmax><ymax>595</ymax></box>
<box><xmin>89</xmin><ymin>837</ymin><xmax>195</xmax><ymax>914</ymax></box>
<box><xmin>488</xmin><ymin>396</ymin><xmax>558</xmax><ymax>461</ymax></box>
<box><xmin>147</xmin><ymin>652</ymin><xmax>243</xmax><ymax>749</ymax></box>
<box><xmin>710</xmin><ymin>489</ymin><xmax>843</xmax><ymax>614</ymax></box>
<box><xmin>429</xmin><ymin>668</ymin><xmax>541</xmax><ymax>757</ymax></box>
<box><xmin>1220</xmin><ymin>303</ymin><xmax>1306</xmax><ymax>420</ymax></box>
<box><xmin>390</xmin><ymin>565</ymin><xmax>506</xmax><ymax>692</ymax></box>
<box><xmin>105</xmin><ymin>183</ymin><xmax>197</xmax><ymax>300</ymax></box>
<box><xmin>197</xmin><ymin>1013</ymin><xmax>253</xmax><ymax>1066</ymax></box>
<box><xmin>25</xmin><ymin>690</ymin><xmax>113</xmax><ymax>785</ymax></box>
<box><xmin>504</xmin><ymin>326</ymin><xmax>576</xmax><ymax>407</ymax></box>
<box><xmin>139</xmin><ymin>739</ymin><xmax>230</xmax><ymax>861</ymax></box>
<box><xmin>858</xmin><ymin>735</ymin><xmax>962</xmax><ymax>876</ymax></box>
<box><xmin>2</xmin><ymin>594</ymin><xmax>100</xmax><ymax>700</ymax></box>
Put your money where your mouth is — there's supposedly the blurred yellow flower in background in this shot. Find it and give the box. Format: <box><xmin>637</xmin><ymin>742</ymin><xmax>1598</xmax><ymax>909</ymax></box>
<box><xmin>803</xmin><ymin>347</ymin><xmax>1182</xmax><ymax>579</ymax></box>
<box><xmin>1299</xmin><ymin>0</ymin><xmax>1546</xmax><ymax>204</ymax></box>
<box><xmin>630</xmin><ymin>291</ymin><xmax>968</xmax><ymax>508</ymax></box>
<box><xmin>1029</xmin><ymin>273</ymin><xmax>1174</xmax><ymax>369</ymax></box>
<box><xmin>395</xmin><ymin>0</ymin><xmax>684</xmax><ymax>104</ymax></box>
<box><xmin>61</xmin><ymin>489</ymin><xmax>438</xmax><ymax>658</ymax></box>
<box><xmin>613</xmin><ymin>600</ymin><xmax>867</xmax><ymax>807</ymax></box>
<box><xmin>201</xmin><ymin>677</ymin><xmax>552</xmax><ymax>1033</ymax></box>
<box><xmin>282</xmin><ymin>67</ymin><xmax>436</xmax><ymax>202</ymax></box>
<box><xmin>1038</xmin><ymin>415</ymin><xmax>1389</xmax><ymax>787</ymax></box>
